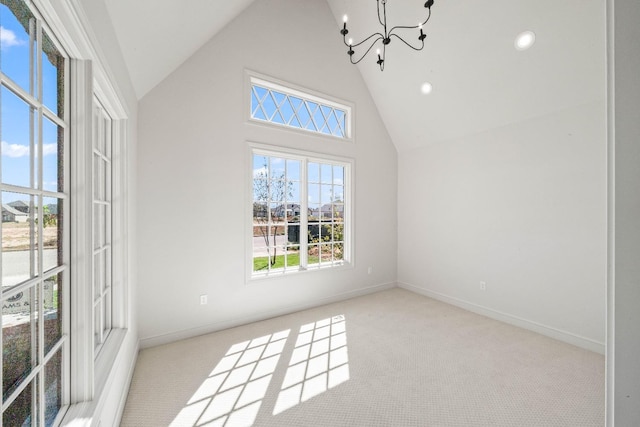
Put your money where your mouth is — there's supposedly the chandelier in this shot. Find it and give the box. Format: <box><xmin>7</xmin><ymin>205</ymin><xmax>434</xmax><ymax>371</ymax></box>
<box><xmin>340</xmin><ymin>0</ymin><xmax>435</xmax><ymax>71</ymax></box>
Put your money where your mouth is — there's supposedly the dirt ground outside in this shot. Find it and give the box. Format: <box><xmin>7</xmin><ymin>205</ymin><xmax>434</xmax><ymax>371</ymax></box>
<box><xmin>2</xmin><ymin>222</ymin><xmax>59</xmax><ymax>251</ymax></box>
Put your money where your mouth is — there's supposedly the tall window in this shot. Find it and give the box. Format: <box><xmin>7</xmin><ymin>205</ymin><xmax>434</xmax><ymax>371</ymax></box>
<box><xmin>92</xmin><ymin>99</ymin><xmax>112</xmax><ymax>355</ymax></box>
<box><xmin>1</xmin><ymin>1</ymin><xmax>68</xmax><ymax>425</ymax></box>
<box><xmin>252</xmin><ymin>149</ymin><xmax>350</xmax><ymax>277</ymax></box>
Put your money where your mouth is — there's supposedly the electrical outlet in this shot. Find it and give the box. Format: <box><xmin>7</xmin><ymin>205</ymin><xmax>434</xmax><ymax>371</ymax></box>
<box><xmin>479</xmin><ymin>281</ymin><xmax>487</xmax><ymax>291</ymax></box>
<box><xmin>367</xmin><ymin>266</ymin><xmax>373</xmax><ymax>275</ymax></box>
<box><xmin>200</xmin><ymin>294</ymin><xmax>208</xmax><ymax>305</ymax></box>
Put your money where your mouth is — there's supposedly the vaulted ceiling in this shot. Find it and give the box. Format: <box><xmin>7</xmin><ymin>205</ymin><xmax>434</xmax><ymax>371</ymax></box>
<box><xmin>104</xmin><ymin>0</ymin><xmax>605</xmax><ymax>151</ymax></box>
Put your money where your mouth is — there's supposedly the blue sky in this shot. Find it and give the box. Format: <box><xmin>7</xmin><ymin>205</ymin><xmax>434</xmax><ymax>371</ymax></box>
<box><xmin>1</xmin><ymin>4</ymin><xmax>62</xmax><ymax>203</ymax></box>
<box><xmin>253</xmin><ymin>155</ymin><xmax>345</xmax><ymax>208</ymax></box>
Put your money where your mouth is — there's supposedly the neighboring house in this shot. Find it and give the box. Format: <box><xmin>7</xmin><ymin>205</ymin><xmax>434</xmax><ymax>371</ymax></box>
<box><xmin>8</xmin><ymin>200</ymin><xmax>30</xmax><ymax>214</ymax></box>
<box><xmin>2</xmin><ymin>205</ymin><xmax>29</xmax><ymax>223</ymax></box>
<box><xmin>273</xmin><ymin>203</ymin><xmax>302</xmax><ymax>218</ymax></box>
<box><xmin>253</xmin><ymin>202</ymin><xmax>267</xmax><ymax>219</ymax></box>
<box><xmin>318</xmin><ymin>203</ymin><xmax>344</xmax><ymax>219</ymax></box>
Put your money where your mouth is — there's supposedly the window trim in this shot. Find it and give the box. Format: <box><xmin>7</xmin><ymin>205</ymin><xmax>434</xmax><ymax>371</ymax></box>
<box><xmin>246</xmin><ymin>142</ymin><xmax>354</xmax><ymax>283</ymax></box>
<box><xmin>244</xmin><ymin>70</ymin><xmax>355</xmax><ymax>142</ymax></box>
<box><xmin>68</xmin><ymin>60</ymin><xmax>130</xmax><ymax>405</ymax></box>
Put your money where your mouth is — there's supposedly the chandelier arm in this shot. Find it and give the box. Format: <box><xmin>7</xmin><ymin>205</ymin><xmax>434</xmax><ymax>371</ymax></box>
<box><xmin>388</xmin><ymin>7</ymin><xmax>432</xmax><ymax>35</ymax></box>
<box><xmin>349</xmin><ymin>36</ymin><xmax>384</xmax><ymax>64</ymax></box>
<box><xmin>389</xmin><ymin>33</ymin><xmax>425</xmax><ymax>51</ymax></box>
<box><xmin>343</xmin><ymin>32</ymin><xmax>385</xmax><ymax>49</ymax></box>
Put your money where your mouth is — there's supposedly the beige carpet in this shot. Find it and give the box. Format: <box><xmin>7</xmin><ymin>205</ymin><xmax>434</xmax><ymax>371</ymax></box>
<box><xmin>120</xmin><ymin>288</ymin><xmax>604</xmax><ymax>426</ymax></box>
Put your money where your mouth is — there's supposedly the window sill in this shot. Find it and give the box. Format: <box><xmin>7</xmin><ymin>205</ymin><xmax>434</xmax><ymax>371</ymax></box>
<box><xmin>247</xmin><ymin>262</ymin><xmax>353</xmax><ymax>284</ymax></box>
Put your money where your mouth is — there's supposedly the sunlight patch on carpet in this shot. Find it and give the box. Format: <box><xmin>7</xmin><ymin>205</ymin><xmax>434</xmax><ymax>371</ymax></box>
<box><xmin>273</xmin><ymin>315</ymin><xmax>350</xmax><ymax>415</ymax></box>
<box><xmin>170</xmin><ymin>329</ymin><xmax>290</xmax><ymax>427</ymax></box>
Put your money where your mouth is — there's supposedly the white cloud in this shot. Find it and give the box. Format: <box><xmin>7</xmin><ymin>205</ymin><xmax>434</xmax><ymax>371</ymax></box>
<box><xmin>253</xmin><ymin>166</ymin><xmax>268</xmax><ymax>178</ymax></box>
<box><xmin>43</xmin><ymin>181</ymin><xmax>58</xmax><ymax>190</ymax></box>
<box><xmin>1</xmin><ymin>141</ymin><xmax>28</xmax><ymax>157</ymax></box>
<box><xmin>42</xmin><ymin>144</ymin><xmax>57</xmax><ymax>156</ymax></box>
<box><xmin>2</xmin><ymin>141</ymin><xmax>57</xmax><ymax>158</ymax></box>
<box><xmin>0</xmin><ymin>26</ymin><xmax>23</xmax><ymax>49</ymax></box>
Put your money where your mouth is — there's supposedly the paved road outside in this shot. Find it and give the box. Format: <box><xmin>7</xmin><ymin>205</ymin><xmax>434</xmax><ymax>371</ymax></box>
<box><xmin>2</xmin><ymin>249</ymin><xmax>59</xmax><ymax>287</ymax></box>
<box><xmin>252</xmin><ymin>235</ymin><xmax>293</xmax><ymax>257</ymax></box>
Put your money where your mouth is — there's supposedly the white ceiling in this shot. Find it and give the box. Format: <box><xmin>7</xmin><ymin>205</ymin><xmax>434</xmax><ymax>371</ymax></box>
<box><xmin>104</xmin><ymin>0</ymin><xmax>256</xmax><ymax>99</ymax></box>
<box><xmin>105</xmin><ymin>0</ymin><xmax>605</xmax><ymax>151</ymax></box>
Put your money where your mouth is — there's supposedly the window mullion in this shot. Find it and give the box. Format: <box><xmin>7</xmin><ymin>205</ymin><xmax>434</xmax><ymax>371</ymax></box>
<box><xmin>300</xmin><ymin>160</ymin><xmax>308</xmax><ymax>269</ymax></box>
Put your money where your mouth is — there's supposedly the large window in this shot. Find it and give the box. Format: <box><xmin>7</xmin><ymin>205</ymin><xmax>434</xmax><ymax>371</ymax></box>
<box><xmin>1</xmin><ymin>1</ymin><xmax>68</xmax><ymax>424</ymax></box>
<box><xmin>251</xmin><ymin>148</ymin><xmax>351</xmax><ymax>277</ymax></box>
<box><xmin>1</xmin><ymin>1</ymin><xmax>129</xmax><ymax>424</ymax></box>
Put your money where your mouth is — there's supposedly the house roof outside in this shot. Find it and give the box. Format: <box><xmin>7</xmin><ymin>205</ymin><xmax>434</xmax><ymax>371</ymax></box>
<box><xmin>8</xmin><ymin>200</ymin><xmax>29</xmax><ymax>208</ymax></box>
<box><xmin>2</xmin><ymin>204</ymin><xmax>27</xmax><ymax>216</ymax></box>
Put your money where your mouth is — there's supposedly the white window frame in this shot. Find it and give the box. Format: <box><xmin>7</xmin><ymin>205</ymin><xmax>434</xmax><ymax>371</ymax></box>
<box><xmin>245</xmin><ymin>70</ymin><xmax>354</xmax><ymax>142</ymax></box>
<box><xmin>247</xmin><ymin>143</ymin><xmax>353</xmax><ymax>282</ymax></box>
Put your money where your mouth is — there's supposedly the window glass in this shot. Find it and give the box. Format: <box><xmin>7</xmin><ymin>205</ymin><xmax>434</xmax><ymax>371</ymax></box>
<box><xmin>252</xmin><ymin>151</ymin><xmax>349</xmax><ymax>276</ymax></box>
<box><xmin>0</xmin><ymin>2</ymin><xmax>34</xmax><ymax>92</ymax></box>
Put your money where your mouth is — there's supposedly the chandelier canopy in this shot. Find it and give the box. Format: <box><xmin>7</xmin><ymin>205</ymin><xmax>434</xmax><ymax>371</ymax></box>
<box><xmin>340</xmin><ymin>0</ymin><xmax>435</xmax><ymax>71</ymax></box>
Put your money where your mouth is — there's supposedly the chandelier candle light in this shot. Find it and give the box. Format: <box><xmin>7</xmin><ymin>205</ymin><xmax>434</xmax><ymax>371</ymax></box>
<box><xmin>340</xmin><ymin>0</ymin><xmax>434</xmax><ymax>71</ymax></box>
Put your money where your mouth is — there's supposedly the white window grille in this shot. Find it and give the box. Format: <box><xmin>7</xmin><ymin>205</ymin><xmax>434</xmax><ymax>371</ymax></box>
<box><xmin>248</xmin><ymin>75</ymin><xmax>352</xmax><ymax>140</ymax></box>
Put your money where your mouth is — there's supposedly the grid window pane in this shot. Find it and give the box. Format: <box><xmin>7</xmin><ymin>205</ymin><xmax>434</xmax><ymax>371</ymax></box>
<box><xmin>1</xmin><ymin>86</ymin><xmax>33</xmax><ymax>188</ymax></box>
<box><xmin>42</xmin><ymin>117</ymin><xmax>62</xmax><ymax>193</ymax></box>
<box><xmin>42</xmin><ymin>197</ymin><xmax>62</xmax><ymax>273</ymax></box>
<box><xmin>42</xmin><ymin>30</ymin><xmax>65</xmax><ymax>118</ymax></box>
<box><xmin>3</xmin><ymin>379</ymin><xmax>37</xmax><ymax>427</ymax></box>
<box><xmin>2</xmin><ymin>191</ymin><xmax>37</xmax><ymax>288</ymax></box>
<box><xmin>44</xmin><ymin>272</ymin><xmax>62</xmax><ymax>354</ymax></box>
<box><xmin>44</xmin><ymin>350</ymin><xmax>62</xmax><ymax>426</ymax></box>
<box><xmin>2</xmin><ymin>286</ymin><xmax>38</xmax><ymax>400</ymax></box>
<box><xmin>0</xmin><ymin>3</ymin><xmax>34</xmax><ymax>92</ymax></box>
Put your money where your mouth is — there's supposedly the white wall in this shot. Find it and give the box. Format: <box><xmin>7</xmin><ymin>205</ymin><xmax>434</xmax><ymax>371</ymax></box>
<box><xmin>608</xmin><ymin>0</ymin><xmax>640</xmax><ymax>424</ymax></box>
<box><xmin>137</xmin><ymin>0</ymin><xmax>397</xmax><ymax>346</ymax></box>
<box><xmin>398</xmin><ymin>101</ymin><xmax>607</xmax><ymax>352</ymax></box>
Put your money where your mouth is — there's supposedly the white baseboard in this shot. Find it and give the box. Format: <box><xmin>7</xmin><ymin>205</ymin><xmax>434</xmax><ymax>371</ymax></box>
<box><xmin>398</xmin><ymin>281</ymin><xmax>605</xmax><ymax>354</ymax></box>
<box><xmin>140</xmin><ymin>282</ymin><xmax>396</xmax><ymax>349</ymax></box>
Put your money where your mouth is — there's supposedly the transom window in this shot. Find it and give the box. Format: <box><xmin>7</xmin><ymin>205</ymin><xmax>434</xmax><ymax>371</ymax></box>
<box><xmin>251</xmin><ymin>149</ymin><xmax>351</xmax><ymax>277</ymax></box>
<box><xmin>249</xmin><ymin>75</ymin><xmax>352</xmax><ymax>140</ymax></box>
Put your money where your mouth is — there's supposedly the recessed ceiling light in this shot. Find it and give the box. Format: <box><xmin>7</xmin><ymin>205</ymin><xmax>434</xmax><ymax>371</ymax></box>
<box><xmin>421</xmin><ymin>82</ymin><xmax>433</xmax><ymax>95</ymax></box>
<box><xmin>515</xmin><ymin>31</ymin><xmax>536</xmax><ymax>51</ymax></box>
